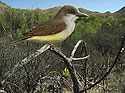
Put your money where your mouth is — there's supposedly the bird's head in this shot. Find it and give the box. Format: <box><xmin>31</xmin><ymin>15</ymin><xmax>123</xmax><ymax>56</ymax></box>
<box><xmin>54</xmin><ymin>5</ymin><xmax>89</xmax><ymax>22</ymax></box>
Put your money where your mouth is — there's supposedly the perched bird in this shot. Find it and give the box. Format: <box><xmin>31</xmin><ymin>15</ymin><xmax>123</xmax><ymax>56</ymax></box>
<box><xmin>9</xmin><ymin>5</ymin><xmax>88</xmax><ymax>45</ymax></box>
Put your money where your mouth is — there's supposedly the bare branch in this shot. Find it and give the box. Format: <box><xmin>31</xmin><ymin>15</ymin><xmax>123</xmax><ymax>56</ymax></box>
<box><xmin>70</xmin><ymin>40</ymin><xmax>83</xmax><ymax>58</ymax></box>
<box><xmin>72</xmin><ymin>55</ymin><xmax>90</xmax><ymax>61</ymax></box>
<box><xmin>49</xmin><ymin>45</ymin><xmax>69</xmax><ymax>61</ymax></box>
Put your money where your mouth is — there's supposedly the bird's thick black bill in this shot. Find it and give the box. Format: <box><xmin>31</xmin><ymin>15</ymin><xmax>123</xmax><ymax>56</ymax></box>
<box><xmin>76</xmin><ymin>12</ymin><xmax>88</xmax><ymax>17</ymax></box>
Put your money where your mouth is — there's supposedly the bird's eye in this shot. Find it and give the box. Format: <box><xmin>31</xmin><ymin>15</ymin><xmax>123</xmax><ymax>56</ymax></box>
<box><xmin>71</xmin><ymin>10</ymin><xmax>75</xmax><ymax>14</ymax></box>
<box><xmin>68</xmin><ymin>9</ymin><xmax>75</xmax><ymax>14</ymax></box>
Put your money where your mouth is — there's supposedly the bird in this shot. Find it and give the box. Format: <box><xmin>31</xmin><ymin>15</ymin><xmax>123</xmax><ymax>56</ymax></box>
<box><xmin>9</xmin><ymin>5</ymin><xmax>88</xmax><ymax>45</ymax></box>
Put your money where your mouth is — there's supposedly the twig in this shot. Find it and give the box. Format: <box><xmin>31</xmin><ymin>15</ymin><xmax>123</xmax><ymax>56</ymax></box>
<box><xmin>2</xmin><ymin>26</ymin><xmax>13</xmax><ymax>40</ymax></box>
<box><xmin>71</xmin><ymin>55</ymin><xmax>90</xmax><ymax>61</ymax></box>
<box><xmin>70</xmin><ymin>40</ymin><xmax>83</xmax><ymax>59</ymax></box>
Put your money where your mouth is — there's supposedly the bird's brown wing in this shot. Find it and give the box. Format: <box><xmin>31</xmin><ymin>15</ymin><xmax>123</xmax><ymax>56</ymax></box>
<box><xmin>9</xmin><ymin>20</ymin><xmax>67</xmax><ymax>45</ymax></box>
<box><xmin>24</xmin><ymin>20</ymin><xmax>67</xmax><ymax>37</ymax></box>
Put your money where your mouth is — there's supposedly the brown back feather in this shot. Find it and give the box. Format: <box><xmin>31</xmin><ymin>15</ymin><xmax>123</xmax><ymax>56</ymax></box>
<box><xmin>25</xmin><ymin>20</ymin><xmax>67</xmax><ymax>36</ymax></box>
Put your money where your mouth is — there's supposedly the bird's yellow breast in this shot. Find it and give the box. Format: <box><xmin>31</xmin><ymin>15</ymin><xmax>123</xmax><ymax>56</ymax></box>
<box><xmin>27</xmin><ymin>31</ymin><xmax>67</xmax><ymax>43</ymax></box>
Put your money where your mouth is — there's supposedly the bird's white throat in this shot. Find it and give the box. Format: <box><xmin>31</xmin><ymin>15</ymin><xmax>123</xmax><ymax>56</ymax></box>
<box><xmin>63</xmin><ymin>14</ymin><xmax>78</xmax><ymax>37</ymax></box>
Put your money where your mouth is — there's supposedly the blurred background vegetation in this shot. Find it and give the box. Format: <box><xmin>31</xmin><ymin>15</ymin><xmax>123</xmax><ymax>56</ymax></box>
<box><xmin>0</xmin><ymin>3</ymin><xmax>125</xmax><ymax>93</ymax></box>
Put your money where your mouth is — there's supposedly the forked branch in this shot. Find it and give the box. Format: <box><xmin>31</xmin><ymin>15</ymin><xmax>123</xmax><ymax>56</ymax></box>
<box><xmin>0</xmin><ymin>40</ymin><xmax>90</xmax><ymax>93</ymax></box>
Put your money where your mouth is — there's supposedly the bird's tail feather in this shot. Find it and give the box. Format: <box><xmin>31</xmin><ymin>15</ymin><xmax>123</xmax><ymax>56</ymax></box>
<box><xmin>8</xmin><ymin>36</ymin><xmax>30</xmax><ymax>45</ymax></box>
